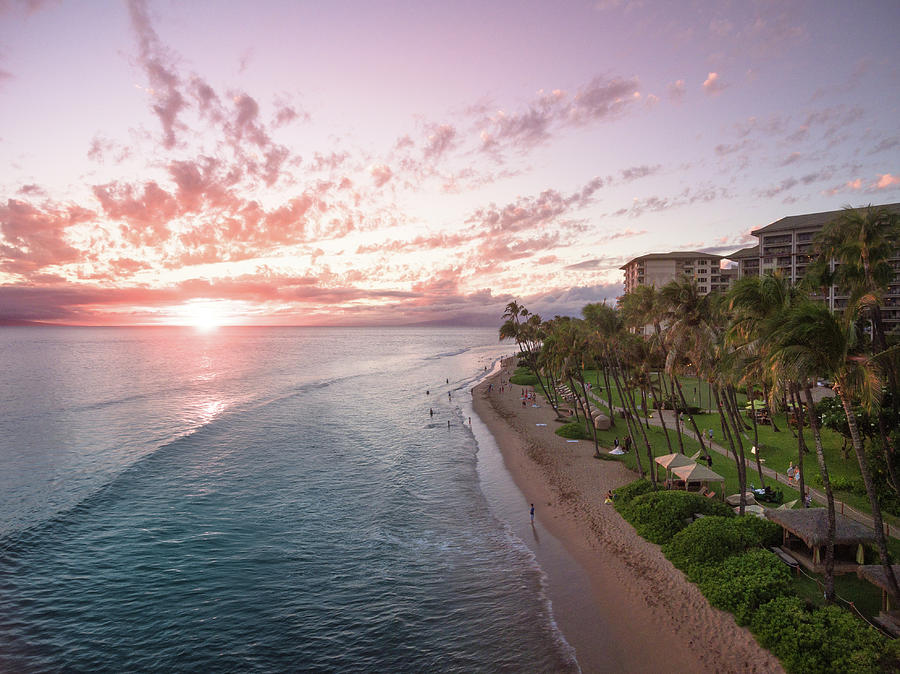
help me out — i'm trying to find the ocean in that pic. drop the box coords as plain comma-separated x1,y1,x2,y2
0,327,579,672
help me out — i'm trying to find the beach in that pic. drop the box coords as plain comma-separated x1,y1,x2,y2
472,358,784,673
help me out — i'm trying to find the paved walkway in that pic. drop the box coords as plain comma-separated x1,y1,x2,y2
584,394,898,541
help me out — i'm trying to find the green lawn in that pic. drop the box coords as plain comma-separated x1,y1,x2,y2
792,571,883,621
530,366,899,535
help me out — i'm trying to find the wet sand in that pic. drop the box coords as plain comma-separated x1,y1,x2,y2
472,358,783,674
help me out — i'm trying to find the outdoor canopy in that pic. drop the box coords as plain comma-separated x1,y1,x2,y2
671,463,726,483
654,453,696,470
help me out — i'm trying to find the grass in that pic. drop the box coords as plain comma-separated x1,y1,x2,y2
529,366,900,538
791,572,883,621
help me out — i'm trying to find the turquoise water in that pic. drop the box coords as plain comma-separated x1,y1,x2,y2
0,327,578,672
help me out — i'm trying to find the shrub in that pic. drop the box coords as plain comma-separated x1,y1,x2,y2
663,515,781,580
555,421,592,440
612,479,654,506
808,472,865,496
618,490,732,544
698,549,792,624
750,596,886,674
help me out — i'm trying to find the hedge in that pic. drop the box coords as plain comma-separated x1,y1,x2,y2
613,479,654,505
617,490,732,544
663,515,781,581
750,596,887,674
698,549,792,625
555,421,593,440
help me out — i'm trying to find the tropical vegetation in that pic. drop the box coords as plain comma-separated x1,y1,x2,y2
498,204,900,628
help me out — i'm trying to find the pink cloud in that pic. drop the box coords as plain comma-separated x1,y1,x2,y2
668,79,686,101
369,164,393,187
128,0,187,149
423,123,457,160
702,72,727,95
0,199,91,276
875,173,900,189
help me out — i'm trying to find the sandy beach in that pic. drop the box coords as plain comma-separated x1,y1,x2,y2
472,358,784,674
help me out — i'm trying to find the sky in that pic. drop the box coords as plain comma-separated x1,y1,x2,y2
1,0,899,327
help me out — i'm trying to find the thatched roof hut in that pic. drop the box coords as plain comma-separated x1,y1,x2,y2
856,564,900,621
764,508,877,572
763,508,876,548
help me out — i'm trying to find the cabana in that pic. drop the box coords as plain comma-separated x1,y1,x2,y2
856,565,900,636
670,463,725,498
655,453,695,487
590,410,611,430
764,508,876,574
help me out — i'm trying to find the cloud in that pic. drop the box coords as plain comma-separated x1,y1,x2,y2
128,0,187,149
869,137,899,155
702,72,727,95
423,123,457,160
620,165,661,181
369,164,393,187
668,79,686,101
823,173,900,196
0,199,91,276
875,173,900,189
714,140,749,156
16,184,46,196
477,75,640,157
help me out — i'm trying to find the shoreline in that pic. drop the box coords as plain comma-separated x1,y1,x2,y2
471,358,783,673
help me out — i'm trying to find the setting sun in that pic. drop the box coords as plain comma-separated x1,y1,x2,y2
173,300,230,331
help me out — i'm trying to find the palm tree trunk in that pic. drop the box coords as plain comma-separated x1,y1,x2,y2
615,354,656,482
672,374,709,458
762,381,782,433
790,384,807,501
652,380,674,455
669,377,687,454
611,363,643,478
836,386,900,603
601,359,615,428
575,371,602,460
713,385,745,513
802,386,836,601
724,385,749,511
747,383,765,485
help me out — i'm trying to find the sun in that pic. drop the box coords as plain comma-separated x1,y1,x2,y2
175,300,228,331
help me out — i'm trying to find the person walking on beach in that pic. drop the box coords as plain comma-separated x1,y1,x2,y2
429,408,433,417
530,504,535,523
448,391,452,401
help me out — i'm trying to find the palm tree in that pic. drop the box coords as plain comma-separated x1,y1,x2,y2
500,302,559,415
813,204,899,355
771,299,900,603
812,204,900,496
659,278,713,459
727,273,803,486
582,302,621,427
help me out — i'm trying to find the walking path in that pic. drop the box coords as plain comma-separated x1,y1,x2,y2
583,394,899,542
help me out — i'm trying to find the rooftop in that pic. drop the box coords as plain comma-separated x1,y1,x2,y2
620,251,722,270
751,203,900,236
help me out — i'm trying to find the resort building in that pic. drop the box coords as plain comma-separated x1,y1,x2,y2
618,203,899,333
620,251,736,295
729,203,900,332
